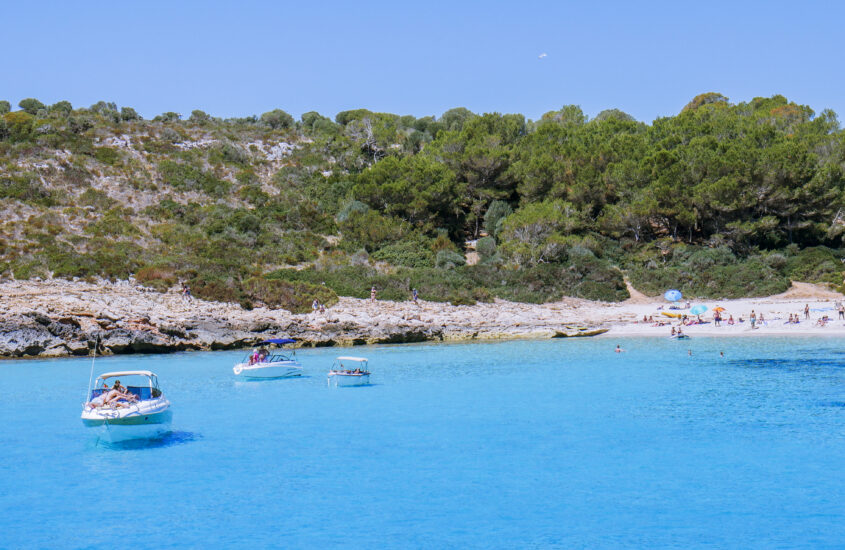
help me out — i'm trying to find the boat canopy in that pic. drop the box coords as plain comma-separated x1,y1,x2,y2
336,356,368,362
96,371,157,379
262,338,296,345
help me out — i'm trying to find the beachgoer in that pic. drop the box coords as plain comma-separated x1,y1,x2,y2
688,349,692,356
750,310,757,329
182,283,192,302
728,315,735,325
615,344,624,353
249,348,259,365
804,304,810,320
370,286,377,302
685,300,691,310
412,288,419,304
719,351,724,358
839,304,844,320
312,299,319,313
671,327,676,336
714,310,721,327
258,348,268,363
319,302,325,314
758,313,766,326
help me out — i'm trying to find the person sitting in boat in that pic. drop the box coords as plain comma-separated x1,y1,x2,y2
249,348,259,365
258,348,268,362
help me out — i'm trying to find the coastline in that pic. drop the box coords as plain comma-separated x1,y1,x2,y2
1,279,843,358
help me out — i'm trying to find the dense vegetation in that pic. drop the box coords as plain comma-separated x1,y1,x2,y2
1,93,844,309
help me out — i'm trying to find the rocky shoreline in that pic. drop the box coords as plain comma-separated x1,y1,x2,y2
0,280,617,358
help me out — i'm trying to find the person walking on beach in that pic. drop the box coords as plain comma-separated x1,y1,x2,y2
750,310,757,329
838,303,844,320
804,304,810,320
312,299,320,313
181,282,192,302
714,310,721,327
370,286,377,302
412,288,418,305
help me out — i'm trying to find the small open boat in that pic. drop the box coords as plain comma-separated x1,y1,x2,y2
233,338,303,379
81,371,172,443
328,356,370,387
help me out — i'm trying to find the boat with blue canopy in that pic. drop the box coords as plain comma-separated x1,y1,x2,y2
233,338,302,379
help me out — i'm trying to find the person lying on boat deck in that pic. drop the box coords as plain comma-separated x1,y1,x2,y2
102,381,138,406
87,382,111,408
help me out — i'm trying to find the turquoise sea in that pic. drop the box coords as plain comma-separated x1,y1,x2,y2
1,336,844,549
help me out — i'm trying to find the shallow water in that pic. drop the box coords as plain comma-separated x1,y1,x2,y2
1,337,844,548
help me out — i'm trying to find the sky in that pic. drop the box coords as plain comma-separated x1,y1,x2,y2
3,0,845,124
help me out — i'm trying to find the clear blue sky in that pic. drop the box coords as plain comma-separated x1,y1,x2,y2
4,0,845,124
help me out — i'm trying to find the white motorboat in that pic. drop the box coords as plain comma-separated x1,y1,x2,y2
328,356,371,387
233,338,302,379
81,371,172,443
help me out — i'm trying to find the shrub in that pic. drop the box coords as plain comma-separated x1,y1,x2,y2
0,174,55,205
0,100,10,114
93,147,120,166
242,277,338,313
158,160,231,196
18,98,45,115
78,188,117,210
120,107,141,121
372,235,436,268
135,265,178,291
261,109,294,130
435,249,466,269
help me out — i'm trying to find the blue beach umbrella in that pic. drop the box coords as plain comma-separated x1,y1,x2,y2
664,289,682,302
690,305,708,316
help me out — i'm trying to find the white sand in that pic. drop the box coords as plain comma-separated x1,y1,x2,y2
598,282,845,338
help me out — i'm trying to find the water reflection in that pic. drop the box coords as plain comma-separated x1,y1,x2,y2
96,430,201,451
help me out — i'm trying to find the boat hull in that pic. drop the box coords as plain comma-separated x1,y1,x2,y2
233,361,302,379
328,373,370,387
82,399,172,443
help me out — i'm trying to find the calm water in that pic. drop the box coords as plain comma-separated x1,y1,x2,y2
1,337,844,549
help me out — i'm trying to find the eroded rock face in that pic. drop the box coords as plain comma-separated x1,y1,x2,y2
0,280,602,359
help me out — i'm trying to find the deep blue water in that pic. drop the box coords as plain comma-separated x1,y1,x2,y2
1,337,844,549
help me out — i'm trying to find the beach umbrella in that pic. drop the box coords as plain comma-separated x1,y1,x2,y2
690,305,708,316
713,306,726,313
664,289,682,302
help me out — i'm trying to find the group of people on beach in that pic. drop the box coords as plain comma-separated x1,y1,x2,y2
87,380,138,409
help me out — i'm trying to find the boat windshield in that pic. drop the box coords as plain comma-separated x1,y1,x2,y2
242,351,294,364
